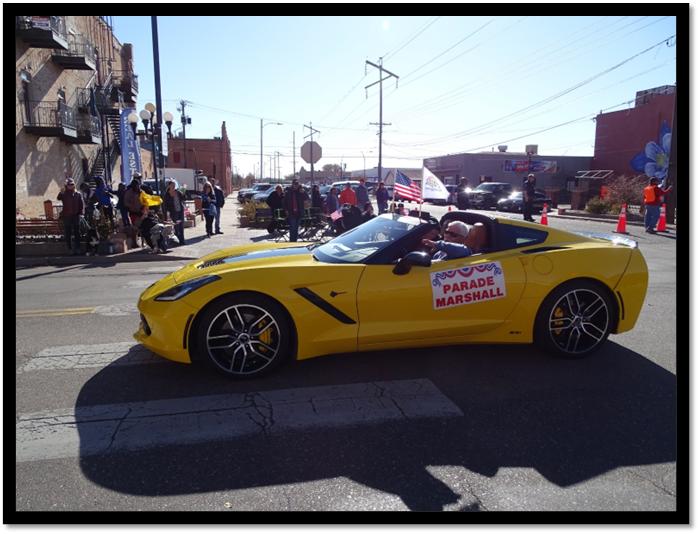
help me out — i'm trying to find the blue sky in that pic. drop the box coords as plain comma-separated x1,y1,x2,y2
110,15,677,180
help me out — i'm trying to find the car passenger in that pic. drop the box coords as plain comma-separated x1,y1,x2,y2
464,222,487,254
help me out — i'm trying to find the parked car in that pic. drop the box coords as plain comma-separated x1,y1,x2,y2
250,188,278,203
497,191,552,213
135,210,649,379
431,185,458,206
468,182,513,210
238,183,273,202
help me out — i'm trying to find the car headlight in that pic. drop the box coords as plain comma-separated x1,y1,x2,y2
154,275,221,302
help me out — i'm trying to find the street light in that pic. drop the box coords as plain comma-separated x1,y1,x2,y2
163,111,174,138
131,102,173,194
261,119,282,181
361,150,373,180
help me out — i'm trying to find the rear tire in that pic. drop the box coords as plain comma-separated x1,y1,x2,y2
534,280,614,359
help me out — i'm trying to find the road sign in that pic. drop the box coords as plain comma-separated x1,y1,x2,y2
300,141,322,164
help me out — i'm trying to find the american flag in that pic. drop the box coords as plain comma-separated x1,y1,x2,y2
330,210,343,221
394,171,422,202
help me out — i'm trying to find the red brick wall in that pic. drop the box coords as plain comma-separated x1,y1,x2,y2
591,93,674,177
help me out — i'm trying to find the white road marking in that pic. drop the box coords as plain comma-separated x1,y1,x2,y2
16,379,463,463
18,342,165,373
123,280,158,289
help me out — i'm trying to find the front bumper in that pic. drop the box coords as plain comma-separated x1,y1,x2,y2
134,296,199,364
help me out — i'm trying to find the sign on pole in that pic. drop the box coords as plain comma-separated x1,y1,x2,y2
300,141,322,164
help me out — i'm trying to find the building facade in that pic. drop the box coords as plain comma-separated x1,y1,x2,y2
423,149,593,191
166,122,232,194
16,16,138,217
591,86,675,179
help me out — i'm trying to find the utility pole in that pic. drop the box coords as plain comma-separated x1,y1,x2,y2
177,100,191,168
366,58,399,185
303,123,320,186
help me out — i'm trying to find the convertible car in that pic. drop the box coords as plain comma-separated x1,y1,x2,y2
135,211,648,379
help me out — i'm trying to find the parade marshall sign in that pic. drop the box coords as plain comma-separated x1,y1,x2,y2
430,262,506,310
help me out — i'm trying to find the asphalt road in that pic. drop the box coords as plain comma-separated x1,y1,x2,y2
14,212,680,516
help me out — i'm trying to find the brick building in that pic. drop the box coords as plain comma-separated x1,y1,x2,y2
591,86,675,177
15,16,139,217
166,122,232,194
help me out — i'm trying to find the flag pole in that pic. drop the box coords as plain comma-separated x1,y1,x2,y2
419,168,424,221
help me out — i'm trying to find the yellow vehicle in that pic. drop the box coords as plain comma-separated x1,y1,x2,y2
135,211,648,379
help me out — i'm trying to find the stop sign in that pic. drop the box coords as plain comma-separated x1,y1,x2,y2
300,141,322,164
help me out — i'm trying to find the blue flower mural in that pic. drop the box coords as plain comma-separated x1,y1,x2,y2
630,120,672,180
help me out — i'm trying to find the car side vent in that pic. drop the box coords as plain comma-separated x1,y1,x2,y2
521,246,570,254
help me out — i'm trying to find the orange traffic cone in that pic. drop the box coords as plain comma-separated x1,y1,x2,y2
614,204,629,234
656,203,667,232
541,203,548,226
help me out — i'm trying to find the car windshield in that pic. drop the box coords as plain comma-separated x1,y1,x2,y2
475,183,504,192
313,213,425,264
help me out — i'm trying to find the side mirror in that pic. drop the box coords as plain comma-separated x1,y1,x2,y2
393,251,432,275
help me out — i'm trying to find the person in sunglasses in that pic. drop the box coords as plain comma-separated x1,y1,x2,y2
422,220,473,261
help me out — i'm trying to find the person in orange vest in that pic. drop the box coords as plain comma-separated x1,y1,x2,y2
643,177,672,233
339,182,357,206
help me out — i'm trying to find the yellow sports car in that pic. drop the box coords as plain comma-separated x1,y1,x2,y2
135,211,648,379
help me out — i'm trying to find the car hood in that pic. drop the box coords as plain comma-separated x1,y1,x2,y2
172,243,313,284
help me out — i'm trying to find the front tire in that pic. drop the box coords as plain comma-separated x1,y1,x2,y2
534,281,614,359
197,293,292,379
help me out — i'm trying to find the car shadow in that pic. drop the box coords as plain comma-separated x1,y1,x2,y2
74,342,676,511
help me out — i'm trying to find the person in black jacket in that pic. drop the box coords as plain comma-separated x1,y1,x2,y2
266,185,284,234
456,177,470,210
282,179,309,242
163,180,186,245
522,173,536,222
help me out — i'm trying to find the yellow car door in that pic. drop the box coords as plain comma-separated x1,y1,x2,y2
356,251,526,347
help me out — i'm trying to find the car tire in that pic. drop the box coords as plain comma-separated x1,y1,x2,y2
534,280,614,359
197,293,292,379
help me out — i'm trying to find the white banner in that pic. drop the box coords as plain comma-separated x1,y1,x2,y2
422,167,449,200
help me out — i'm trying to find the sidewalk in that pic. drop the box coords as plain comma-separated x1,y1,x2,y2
15,195,272,267
15,199,675,268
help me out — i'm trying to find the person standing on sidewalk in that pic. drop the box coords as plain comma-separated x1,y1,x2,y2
163,179,187,245
522,173,536,222
283,179,309,242
124,175,145,226
355,179,371,211
643,177,672,233
201,182,217,238
375,182,389,214
57,178,84,256
212,179,226,235
339,182,356,206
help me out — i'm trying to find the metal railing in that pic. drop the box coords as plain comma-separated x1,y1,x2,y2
52,33,96,62
16,15,67,37
112,70,139,93
18,100,76,131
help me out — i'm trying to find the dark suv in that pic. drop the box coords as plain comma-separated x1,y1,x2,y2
468,182,513,210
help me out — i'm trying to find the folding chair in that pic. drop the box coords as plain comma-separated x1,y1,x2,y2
300,207,323,241
273,209,289,242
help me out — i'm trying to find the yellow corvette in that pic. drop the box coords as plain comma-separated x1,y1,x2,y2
135,211,648,379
